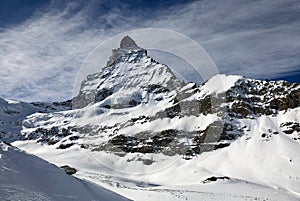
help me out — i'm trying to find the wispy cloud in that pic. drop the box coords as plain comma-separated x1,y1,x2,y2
0,0,135,101
150,0,300,78
0,0,299,101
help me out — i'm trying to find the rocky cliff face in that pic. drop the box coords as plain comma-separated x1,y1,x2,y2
12,36,300,161
0,98,71,143
73,36,183,109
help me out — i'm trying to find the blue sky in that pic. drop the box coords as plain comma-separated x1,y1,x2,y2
0,0,299,101
0,0,49,28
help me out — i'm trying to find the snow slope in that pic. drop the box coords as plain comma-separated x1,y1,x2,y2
0,141,131,201
13,110,300,201
13,90,300,200
12,108,300,200
200,74,243,95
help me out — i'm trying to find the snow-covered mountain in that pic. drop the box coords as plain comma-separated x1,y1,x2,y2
0,97,71,142
1,36,300,200
18,36,300,158
73,35,183,109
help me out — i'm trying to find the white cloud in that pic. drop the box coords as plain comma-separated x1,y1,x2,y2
0,1,127,101
149,0,300,78
0,0,299,101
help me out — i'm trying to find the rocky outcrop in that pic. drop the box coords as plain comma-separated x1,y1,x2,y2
120,35,138,48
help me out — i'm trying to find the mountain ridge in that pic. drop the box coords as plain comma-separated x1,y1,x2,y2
1,36,299,155
16,41,300,157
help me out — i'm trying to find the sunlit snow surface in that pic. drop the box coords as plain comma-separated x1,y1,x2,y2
13,107,300,200
0,142,130,201
5,71,298,200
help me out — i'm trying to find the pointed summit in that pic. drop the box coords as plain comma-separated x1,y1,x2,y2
105,35,145,67
120,35,138,48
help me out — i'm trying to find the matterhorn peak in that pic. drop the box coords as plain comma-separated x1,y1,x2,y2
105,35,146,67
120,35,138,48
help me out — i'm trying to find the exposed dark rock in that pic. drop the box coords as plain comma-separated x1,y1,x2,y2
142,159,154,165
47,138,59,145
144,84,169,94
165,104,181,118
202,176,230,184
214,143,230,149
199,96,212,114
60,165,77,175
280,122,300,135
226,80,300,118
52,100,72,109
131,145,156,154
69,136,80,141
107,135,138,152
58,143,74,149
283,130,294,134
120,35,138,48
95,88,114,102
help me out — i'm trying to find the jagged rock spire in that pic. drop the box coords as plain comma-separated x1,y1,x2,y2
120,35,138,48
105,35,144,67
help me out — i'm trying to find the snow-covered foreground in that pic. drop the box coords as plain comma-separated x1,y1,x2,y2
12,141,299,201
0,142,130,201
13,108,300,201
